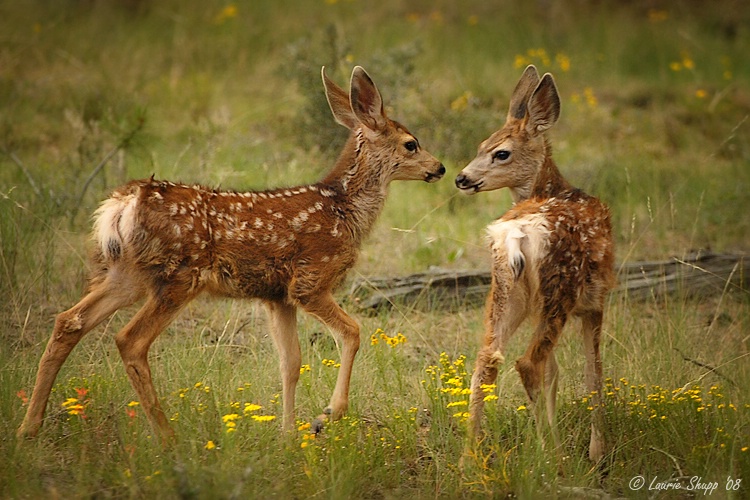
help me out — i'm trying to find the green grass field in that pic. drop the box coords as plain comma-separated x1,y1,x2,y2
1,1,749,498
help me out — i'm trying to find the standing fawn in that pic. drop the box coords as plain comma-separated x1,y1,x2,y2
455,65,615,463
17,66,445,441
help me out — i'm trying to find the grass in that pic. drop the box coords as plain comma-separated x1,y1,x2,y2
1,0,749,498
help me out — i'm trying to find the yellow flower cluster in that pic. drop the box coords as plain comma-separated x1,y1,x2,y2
450,91,474,112
669,53,695,72
213,4,237,24
62,397,86,416
481,383,498,402
300,432,316,449
218,402,275,434
423,352,472,421
513,48,571,73
571,87,598,109
222,413,240,433
370,328,407,347
322,358,341,368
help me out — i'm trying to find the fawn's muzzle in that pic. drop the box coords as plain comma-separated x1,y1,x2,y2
425,163,446,183
455,173,482,193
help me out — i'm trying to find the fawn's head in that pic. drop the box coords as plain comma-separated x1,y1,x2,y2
322,66,445,185
455,65,560,200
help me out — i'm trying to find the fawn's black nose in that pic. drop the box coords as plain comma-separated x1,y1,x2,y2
437,164,446,176
455,173,468,188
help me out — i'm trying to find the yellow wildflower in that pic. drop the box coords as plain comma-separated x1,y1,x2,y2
243,403,262,414
205,440,216,450
251,415,276,422
556,53,571,72
214,4,238,24
447,401,468,408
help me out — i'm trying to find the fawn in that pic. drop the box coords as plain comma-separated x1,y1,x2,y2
455,65,615,463
17,66,445,441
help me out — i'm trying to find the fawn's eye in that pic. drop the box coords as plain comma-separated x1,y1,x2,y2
404,140,418,152
493,150,511,161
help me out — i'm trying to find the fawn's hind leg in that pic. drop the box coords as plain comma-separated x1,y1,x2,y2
115,288,196,443
582,310,606,463
467,275,528,440
515,315,566,461
18,270,143,438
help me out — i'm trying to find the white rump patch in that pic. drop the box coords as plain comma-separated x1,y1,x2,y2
92,192,138,260
486,214,550,280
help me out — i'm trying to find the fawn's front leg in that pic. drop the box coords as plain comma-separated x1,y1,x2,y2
265,301,301,433
299,293,359,431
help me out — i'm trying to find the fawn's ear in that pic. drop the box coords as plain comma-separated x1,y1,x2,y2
525,73,560,135
349,66,387,132
507,65,541,122
322,67,358,130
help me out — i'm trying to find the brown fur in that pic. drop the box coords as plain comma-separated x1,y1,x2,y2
17,66,445,441
456,65,615,463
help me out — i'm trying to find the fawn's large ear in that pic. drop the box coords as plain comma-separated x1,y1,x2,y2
349,66,387,132
322,66,358,130
525,73,560,135
507,65,541,122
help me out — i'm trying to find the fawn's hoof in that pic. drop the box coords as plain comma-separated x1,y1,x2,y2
311,407,333,434
16,423,40,440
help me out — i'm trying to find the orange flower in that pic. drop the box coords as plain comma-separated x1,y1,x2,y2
16,389,29,406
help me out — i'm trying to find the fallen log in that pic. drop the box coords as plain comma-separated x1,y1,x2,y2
349,251,747,312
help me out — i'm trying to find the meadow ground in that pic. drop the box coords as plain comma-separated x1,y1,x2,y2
1,1,749,498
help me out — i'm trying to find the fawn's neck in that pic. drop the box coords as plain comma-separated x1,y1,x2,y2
321,130,389,242
512,139,573,203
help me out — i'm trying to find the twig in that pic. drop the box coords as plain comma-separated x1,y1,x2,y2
713,114,747,155
649,446,684,478
72,116,145,221
673,256,745,294
673,347,737,387
6,150,42,198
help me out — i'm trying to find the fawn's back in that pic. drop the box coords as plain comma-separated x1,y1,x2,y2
94,178,362,303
